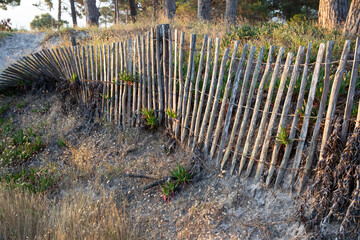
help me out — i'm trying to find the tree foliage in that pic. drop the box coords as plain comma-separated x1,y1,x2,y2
0,0,20,10
30,13,68,30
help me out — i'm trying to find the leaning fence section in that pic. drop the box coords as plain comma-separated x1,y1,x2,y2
1,24,360,193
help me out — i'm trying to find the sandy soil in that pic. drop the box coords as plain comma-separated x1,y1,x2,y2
0,32,60,72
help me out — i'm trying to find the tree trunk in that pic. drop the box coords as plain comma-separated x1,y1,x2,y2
114,0,119,24
163,0,176,19
129,0,137,23
57,0,62,29
84,0,100,26
198,0,211,21
225,0,238,25
154,0,159,21
70,0,77,27
343,0,360,37
318,0,349,29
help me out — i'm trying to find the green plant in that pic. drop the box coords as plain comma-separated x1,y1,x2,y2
165,108,178,121
117,71,136,85
169,163,192,186
58,137,67,147
141,108,158,129
161,180,175,203
69,73,79,84
101,90,111,100
275,126,293,146
0,103,10,114
16,101,24,109
1,167,57,194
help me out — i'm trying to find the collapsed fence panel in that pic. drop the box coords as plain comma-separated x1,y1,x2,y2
1,25,360,194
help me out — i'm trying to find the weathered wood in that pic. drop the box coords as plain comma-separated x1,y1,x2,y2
174,32,185,138
136,35,143,127
114,42,119,123
150,29,157,111
156,26,165,124
297,41,334,192
254,52,294,183
234,46,275,174
291,43,326,184
132,38,137,127
147,32,152,110
225,46,265,172
341,37,360,141
274,43,312,189
110,43,115,121
319,40,351,167
188,35,208,146
127,39,133,126
204,48,230,156
180,34,197,143
198,38,220,144
266,46,305,186
142,35,147,111
173,29,178,118
107,45,112,121
162,25,169,124
192,37,213,150
245,47,285,178
168,28,173,129
210,40,240,160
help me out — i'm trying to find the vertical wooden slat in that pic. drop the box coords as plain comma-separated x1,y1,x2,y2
254,52,294,183
341,37,360,142
244,47,285,178
142,35,147,111
168,28,173,129
110,43,115,122
188,35,208,144
156,27,165,124
107,45,112,121
162,25,169,124
274,43,312,189
151,29,157,111
291,43,326,184
114,42,119,123
266,46,305,186
173,29,178,115
147,32,152,110
198,38,220,144
180,34,197,143
137,35,143,127
127,39,133,126
174,32,185,138
223,45,264,172
319,40,351,171
95,45,98,80
119,41,125,126
233,46,274,174
132,38,137,127
192,37,213,150
203,48,230,156
297,41,334,192
209,40,240,160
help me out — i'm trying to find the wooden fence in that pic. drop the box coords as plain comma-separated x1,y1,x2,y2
1,24,360,193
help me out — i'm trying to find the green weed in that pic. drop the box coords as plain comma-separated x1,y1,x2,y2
58,137,67,147
275,126,293,146
32,102,51,114
141,108,158,129
169,163,192,186
165,108,178,121
0,103,10,114
1,167,57,194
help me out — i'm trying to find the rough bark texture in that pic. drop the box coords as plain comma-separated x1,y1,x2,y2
114,0,119,24
343,0,360,37
163,0,176,19
225,0,238,24
70,0,77,27
318,0,349,29
57,0,62,29
198,0,211,21
129,0,137,23
84,0,100,26
154,0,159,21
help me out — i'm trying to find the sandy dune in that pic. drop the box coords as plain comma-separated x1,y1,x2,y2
0,32,47,73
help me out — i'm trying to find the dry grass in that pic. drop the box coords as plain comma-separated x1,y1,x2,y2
0,185,139,240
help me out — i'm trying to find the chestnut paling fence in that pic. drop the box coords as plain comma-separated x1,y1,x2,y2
1,24,360,193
